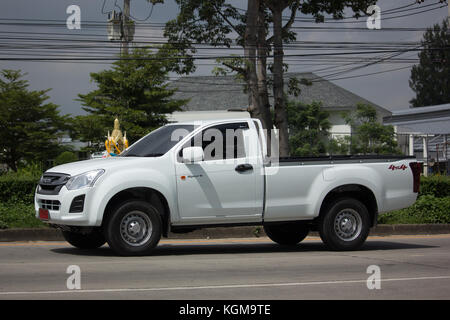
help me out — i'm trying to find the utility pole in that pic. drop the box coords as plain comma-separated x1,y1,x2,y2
122,0,131,56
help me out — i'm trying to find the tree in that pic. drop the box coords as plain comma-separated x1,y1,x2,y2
0,70,67,171
328,136,352,155
54,151,78,166
287,100,331,156
164,0,377,156
74,46,187,152
343,104,399,155
409,19,450,108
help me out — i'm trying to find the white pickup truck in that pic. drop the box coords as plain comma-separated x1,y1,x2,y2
35,118,421,255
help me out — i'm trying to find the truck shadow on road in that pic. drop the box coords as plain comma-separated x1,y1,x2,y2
51,240,437,257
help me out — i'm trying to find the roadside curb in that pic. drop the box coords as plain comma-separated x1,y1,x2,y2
1,224,450,242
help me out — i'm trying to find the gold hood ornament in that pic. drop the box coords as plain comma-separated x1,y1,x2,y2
105,118,129,156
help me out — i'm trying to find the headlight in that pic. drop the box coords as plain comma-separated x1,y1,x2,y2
65,169,105,191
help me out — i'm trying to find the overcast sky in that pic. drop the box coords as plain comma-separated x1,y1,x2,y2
0,0,448,116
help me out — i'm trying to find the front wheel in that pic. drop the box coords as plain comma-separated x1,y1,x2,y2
264,222,309,245
319,198,370,251
104,200,162,256
62,228,106,249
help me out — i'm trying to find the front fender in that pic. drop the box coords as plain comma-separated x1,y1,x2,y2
86,168,177,226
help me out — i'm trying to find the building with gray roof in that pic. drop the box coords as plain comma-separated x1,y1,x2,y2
384,103,450,175
169,72,390,115
167,72,391,137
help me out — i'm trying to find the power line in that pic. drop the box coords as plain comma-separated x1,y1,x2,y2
0,2,445,94
171,64,416,93
1,47,446,61
286,1,445,24
312,65,414,82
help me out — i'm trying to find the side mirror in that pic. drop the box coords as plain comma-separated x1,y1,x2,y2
182,146,204,163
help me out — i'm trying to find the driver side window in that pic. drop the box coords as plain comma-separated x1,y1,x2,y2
178,122,249,161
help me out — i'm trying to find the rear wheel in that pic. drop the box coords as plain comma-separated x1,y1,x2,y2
104,200,162,256
264,222,309,246
62,228,106,249
319,198,370,251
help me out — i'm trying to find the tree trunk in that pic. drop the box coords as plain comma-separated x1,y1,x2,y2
244,0,263,126
271,3,290,157
256,4,273,155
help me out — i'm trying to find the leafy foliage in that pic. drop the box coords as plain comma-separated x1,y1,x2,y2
378,195,450,225
343,104,399,155
0,201,45,229
73,46,187,152
14,162,44,178
327,136,352,155
0,69,68,171
54,151,78,166
287,101,331,156
0,173,39,204
378,175,450,225
164,0,378,156
164,0,377,55
409,19,450,108
419,175,450,198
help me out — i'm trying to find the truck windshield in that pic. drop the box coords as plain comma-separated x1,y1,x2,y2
120,124,195,157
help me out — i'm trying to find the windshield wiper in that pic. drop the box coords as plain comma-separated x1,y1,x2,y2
120,152,163,157
144,153,164,157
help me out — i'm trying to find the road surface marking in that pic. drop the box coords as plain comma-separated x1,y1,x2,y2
1,275,450,296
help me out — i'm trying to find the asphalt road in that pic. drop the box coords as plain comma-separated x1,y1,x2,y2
0,235,450,300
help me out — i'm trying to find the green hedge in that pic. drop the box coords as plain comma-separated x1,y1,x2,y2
419,175,450,198
0,172,41,229
0,175,39,204
0,172,449,228
378,195,450,224
0,201,45,229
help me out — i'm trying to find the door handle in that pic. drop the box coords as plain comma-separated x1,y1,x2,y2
235,164,253,173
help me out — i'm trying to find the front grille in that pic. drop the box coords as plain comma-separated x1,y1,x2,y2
38,172,70,195
39,199,61,211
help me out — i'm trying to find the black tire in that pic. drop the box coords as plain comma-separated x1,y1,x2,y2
319,198,370,251
104,200,162,256
62,228,106,249
264,222,309,246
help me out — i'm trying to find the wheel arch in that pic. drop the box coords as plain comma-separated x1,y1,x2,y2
318,184,378,228
102,187,171,237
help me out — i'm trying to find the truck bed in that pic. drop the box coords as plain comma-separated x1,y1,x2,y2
277,155,416,165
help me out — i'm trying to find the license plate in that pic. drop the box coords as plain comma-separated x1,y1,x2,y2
39,208,49,220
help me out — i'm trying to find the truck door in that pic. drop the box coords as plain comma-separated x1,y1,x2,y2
174,121,264,224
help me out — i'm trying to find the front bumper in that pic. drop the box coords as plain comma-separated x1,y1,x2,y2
34,186,95,226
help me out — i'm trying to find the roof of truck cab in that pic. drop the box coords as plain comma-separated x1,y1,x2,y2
167,118,253,126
